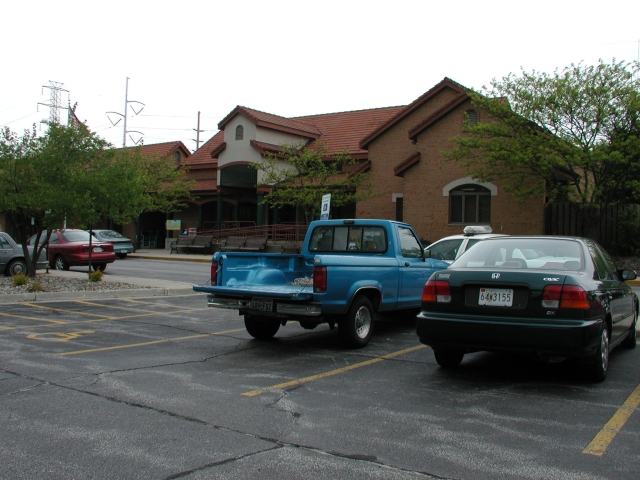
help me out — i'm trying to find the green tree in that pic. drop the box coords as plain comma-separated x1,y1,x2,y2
445,59,640,238
255,142,373,224
0,122,194,276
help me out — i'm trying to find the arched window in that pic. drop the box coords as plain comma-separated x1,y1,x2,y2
235,125,244,141
464,109,478,126
449,184,491,224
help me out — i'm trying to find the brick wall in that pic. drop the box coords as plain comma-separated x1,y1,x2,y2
358,89,544,243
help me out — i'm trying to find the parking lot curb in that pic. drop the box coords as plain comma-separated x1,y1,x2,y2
0,287,197,304
131,254,211,263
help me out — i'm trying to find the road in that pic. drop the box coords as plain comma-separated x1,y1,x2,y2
69,257,212,285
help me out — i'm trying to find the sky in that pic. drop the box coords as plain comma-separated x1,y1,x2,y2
1,0,639,152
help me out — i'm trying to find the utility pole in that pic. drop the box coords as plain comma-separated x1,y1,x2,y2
106,77,146,147
192,111,204,151
38,81,69,125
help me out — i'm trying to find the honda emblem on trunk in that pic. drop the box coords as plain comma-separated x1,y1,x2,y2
492,273,500,279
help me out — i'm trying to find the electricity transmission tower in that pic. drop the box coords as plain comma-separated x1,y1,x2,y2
107,77,145,147
38,81,69,125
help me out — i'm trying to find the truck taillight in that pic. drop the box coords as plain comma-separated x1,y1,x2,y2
542,284,589,309
313,266,327,293
422,279,451,303
210,261,218,286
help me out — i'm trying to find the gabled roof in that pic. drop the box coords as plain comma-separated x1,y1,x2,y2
193,105,405,164
219,106,322,138
295,106,405,159
408,93,469,141
121,140,191,159
185,131,223,167
359,78,468,149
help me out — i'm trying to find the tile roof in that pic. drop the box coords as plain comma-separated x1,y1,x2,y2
219,106,322,137
120,141,191,159
189,105,406,165
295,106,406,158
185,131,223,166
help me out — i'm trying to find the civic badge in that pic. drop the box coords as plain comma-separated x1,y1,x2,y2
492,273,500,279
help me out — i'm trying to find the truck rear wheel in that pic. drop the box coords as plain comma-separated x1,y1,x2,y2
339,296,375,348
244,315,280,339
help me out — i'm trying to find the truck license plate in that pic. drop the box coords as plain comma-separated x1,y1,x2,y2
479,288,513,307
250,299,273,312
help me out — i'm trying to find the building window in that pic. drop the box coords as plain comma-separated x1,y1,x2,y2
173,151,181,162
235,125,244,140
465,109,478,126
449,184,490,224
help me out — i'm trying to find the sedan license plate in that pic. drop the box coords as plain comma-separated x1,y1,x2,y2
92,246,103,252
479,288,513,307
250,299,273,312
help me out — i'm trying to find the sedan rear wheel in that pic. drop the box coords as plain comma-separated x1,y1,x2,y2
588,327,609,382
434,349,465,368
93,263,107,272
53,255,69,271
6,259,27,277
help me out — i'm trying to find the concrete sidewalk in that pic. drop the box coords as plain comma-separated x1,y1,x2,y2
128,248,212,263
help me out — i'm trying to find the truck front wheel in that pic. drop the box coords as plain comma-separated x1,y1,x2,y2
244,315,280,339
340,296,375,348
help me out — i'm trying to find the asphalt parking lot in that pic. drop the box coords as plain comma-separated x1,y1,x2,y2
1,293,639,479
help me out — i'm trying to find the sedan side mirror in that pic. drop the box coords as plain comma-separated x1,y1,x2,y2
621,269,638,281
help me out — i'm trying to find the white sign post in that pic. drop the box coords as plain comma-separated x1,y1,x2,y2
320,194,331,220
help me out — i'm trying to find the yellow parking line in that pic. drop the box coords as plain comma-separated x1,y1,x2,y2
57,328,246,355
24,303,116,319
0,312,68,325
583,384,640,456
122,298,205,310
241,344,427,397
74,300,168,315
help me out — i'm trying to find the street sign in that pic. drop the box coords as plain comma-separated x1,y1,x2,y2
321,194,331,220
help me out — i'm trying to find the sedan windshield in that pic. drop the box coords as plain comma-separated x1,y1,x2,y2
98,230,125,239
450,238,584,270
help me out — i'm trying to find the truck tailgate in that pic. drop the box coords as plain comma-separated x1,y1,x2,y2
193,284,312,300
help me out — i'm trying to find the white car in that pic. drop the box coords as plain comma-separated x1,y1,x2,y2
424,226,506,263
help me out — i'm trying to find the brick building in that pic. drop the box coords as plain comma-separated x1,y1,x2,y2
141,78,545,244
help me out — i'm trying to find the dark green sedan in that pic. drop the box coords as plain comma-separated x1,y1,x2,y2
416,236,638,381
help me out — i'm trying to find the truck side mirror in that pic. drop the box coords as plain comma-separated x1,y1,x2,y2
423,248,432,259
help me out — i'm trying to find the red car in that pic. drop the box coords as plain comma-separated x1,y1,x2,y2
28,229,116,271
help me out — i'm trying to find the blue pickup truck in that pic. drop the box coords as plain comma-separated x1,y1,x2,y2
193,219,449,348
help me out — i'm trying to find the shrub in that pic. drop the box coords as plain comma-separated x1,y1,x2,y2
89,269,104,282
28,281,44,292
12,273,28,286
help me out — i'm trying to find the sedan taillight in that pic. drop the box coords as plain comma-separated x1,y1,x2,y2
422,279,451,303
542,285,589,309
